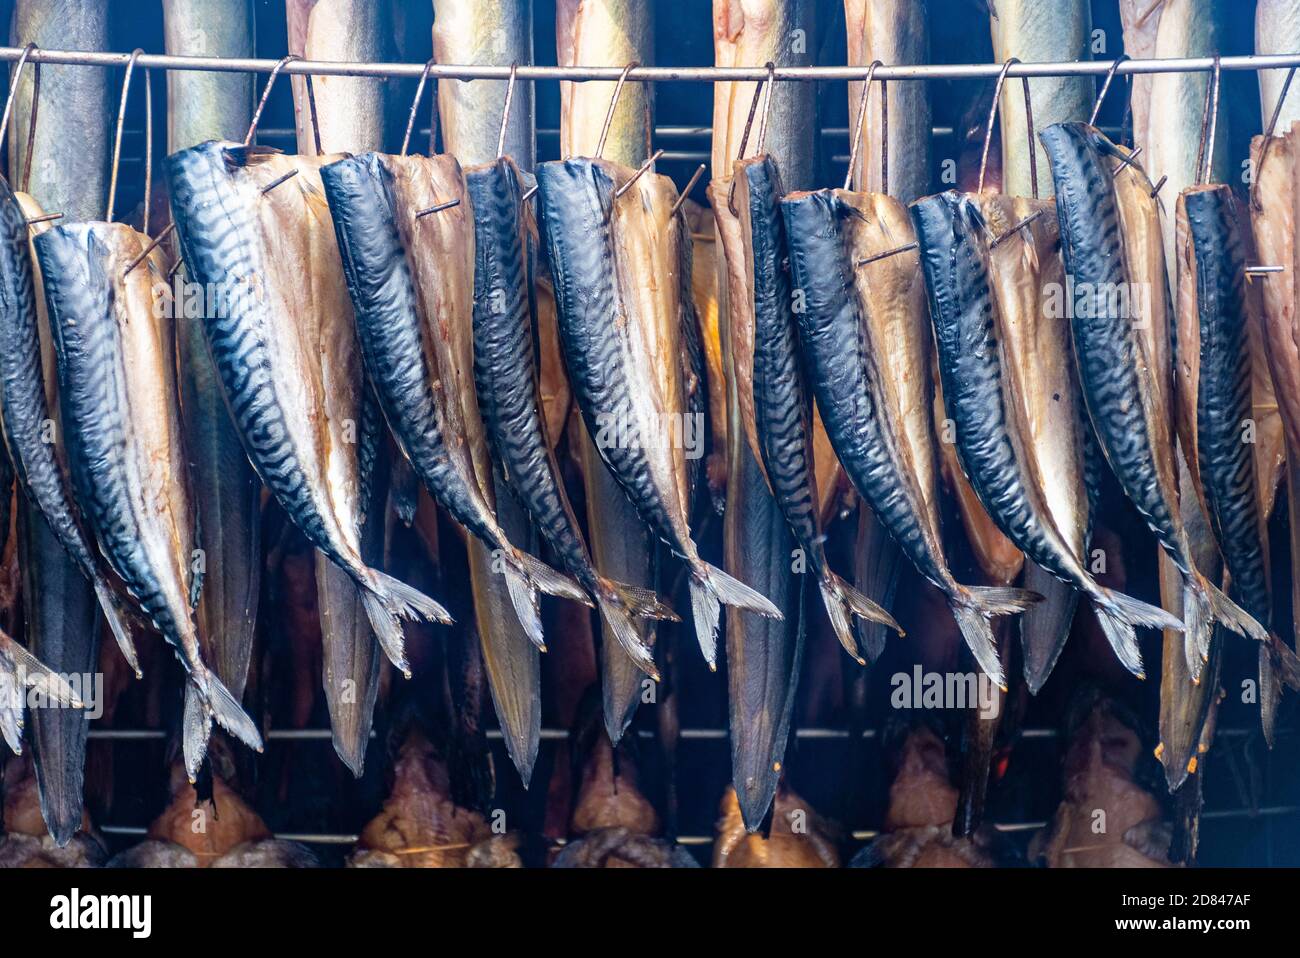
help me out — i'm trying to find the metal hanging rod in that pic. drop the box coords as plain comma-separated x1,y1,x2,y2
3,46,1300,82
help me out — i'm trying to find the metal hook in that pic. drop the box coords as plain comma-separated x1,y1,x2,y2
735,69,768,163
1251,64,1297,211
989,207,1044,248
1021,69,1038,199
246,55,321,154
668,163,707,219
844,60,882,191
880,76,889,196
1089,54,1130,126
107,49,149,226
614,148,664,199
1195,55,1222,186
2,43,41,193
856,241,918,267
978,58,1019,195
755,62,777,157
415,197,461,218
497,62,518,160
401,58,437,158
123,221,174,276
261,168,299,195
595,61,637,161
246,55,295,146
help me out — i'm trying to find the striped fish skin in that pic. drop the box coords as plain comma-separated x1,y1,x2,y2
781,188,1037,688
320,150,581,654
1181,187,1271,632
1041,122,1267,667
165,141,450,677
739,156,899,661
465,156,674,678
913,191,1180,678
35,222,261,768
0,179,139,674
537,157,782,666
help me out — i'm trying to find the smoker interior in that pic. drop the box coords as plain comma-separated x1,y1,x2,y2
4,0,1297,868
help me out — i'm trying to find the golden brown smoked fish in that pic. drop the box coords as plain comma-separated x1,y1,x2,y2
1041,122,1266,676
165,144,452,681
912,191,1180,680
538,157,782,667
976,194,1099,689
782,188,1039,688
36,222,263,775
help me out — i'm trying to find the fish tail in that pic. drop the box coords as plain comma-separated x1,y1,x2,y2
0,632,84,752
194,667,262,756
818,569,902,666
94,578,141,679
502,558,548,652
1091,588,1184,679
359,587,414,677
593,589,661,682
357,568,453,678
373,568,454,625
687,575,721,669
697,560,784,619
181,680,213,782
952,586,1040,691
1183,580,1210,683
1261,645,1279,747
0,632,83,709
518,551,590,605
686,561,784,670
1198,574,1269,642
600,577,679,622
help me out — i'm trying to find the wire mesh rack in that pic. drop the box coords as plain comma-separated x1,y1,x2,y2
4,33,1299,866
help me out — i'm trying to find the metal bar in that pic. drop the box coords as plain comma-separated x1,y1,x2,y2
97,803,1300,848
2,47,1300,82
83,724,1285,742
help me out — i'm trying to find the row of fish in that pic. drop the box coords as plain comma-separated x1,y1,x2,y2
1,0,1297,857
1,117,1281,829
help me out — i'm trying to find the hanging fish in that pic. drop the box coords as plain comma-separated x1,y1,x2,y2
781,188,1039,688
912,190,1181,679
537,156,783,666
974,193,1099,690
728,154,900,661
465,156,677,677
1175,185,1275,733
165,143,451,677
35,222,263,775
0,178,138,671
319,151,586,657
1040,122,1266,675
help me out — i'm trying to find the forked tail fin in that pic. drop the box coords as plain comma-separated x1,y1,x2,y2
359,567,454,677
819,568,902,666
952,586,1041,691
687,560,783,669
1092,587,1184,680
1182,572,1268,682
196,668,262,758
595,590,660,681
0,632,84,753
